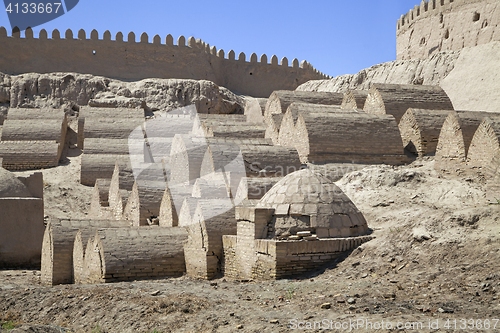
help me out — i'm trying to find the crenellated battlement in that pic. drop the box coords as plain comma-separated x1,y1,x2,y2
396,0,499,60
397,0,482,32
0,26,329,96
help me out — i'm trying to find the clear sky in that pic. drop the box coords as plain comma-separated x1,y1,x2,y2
0,0,422,78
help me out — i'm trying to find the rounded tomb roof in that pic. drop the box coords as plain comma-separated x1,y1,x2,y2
257,168,368,238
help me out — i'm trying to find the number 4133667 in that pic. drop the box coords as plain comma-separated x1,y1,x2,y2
6,3,62,14
444,319,499,330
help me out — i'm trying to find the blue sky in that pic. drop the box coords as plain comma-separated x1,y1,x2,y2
1,0,421,78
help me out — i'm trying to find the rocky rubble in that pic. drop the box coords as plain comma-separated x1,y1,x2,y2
296,50,460,93
2,72,245,115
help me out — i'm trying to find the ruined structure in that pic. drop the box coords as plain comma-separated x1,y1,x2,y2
223,169,372,280
398,108,451,156
435,111,500,173
0,166,44,268
277,102,349,148
363,83,455,123
85,227,187,283
397,0,500,60
0,27,329,98
292,112,408,164
264,91,343,123
466,117,500,178
41,219,129,286
341,90,369,110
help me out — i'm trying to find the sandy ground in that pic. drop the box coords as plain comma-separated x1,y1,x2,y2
1,157,500,333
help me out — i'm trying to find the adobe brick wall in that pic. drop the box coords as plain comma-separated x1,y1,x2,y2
80,154,141,187
86,226,187,283
41,219,129,286
341,90,368,110
434,111,500,173
466,117,500,178
0,140,59,170
277,102,352,148
363,83,454,124
398,108,451,156
0,197,44,269
234,177,282,203
264,114,284,145
294,112,408,164
78,106,144,149
264,91,344,124
89,179,113,220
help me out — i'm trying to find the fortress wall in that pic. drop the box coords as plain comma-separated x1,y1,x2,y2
0,28,328,98
398,108,451,156
397,0,500,60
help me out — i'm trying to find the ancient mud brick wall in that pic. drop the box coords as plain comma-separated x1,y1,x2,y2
398,108,451,156
363,83,454,124
41,219,129,286
434,111,500,173
83,138,131,155
0,140,59,170
0,197,44,269
0,28,328,98
203,122,267,139
397,0,500,60
6,108,66,120
270,237,373,279
264,91,344,124
184,200,236,279
80,154,134,187
466,118,500,178
89,179,113,220
277,103,351,148
86,227,187,283
78,106,144,149
244,98,266,123
341,90,368,110
264,114,284,145
293,112,407,164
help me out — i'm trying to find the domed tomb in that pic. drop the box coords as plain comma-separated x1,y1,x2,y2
0,166,31,198
257,168,368,238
